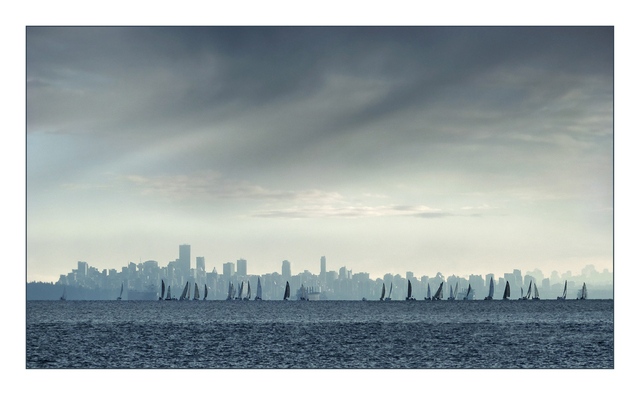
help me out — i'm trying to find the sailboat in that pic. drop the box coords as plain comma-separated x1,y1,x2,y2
179,282,189,301
521,281,532,301
425,283,431,300
159,280,165,301
231,283,236,300
299,285,308,301
165,285,172,300
519,287,524,300
502,281,510,300
485,277,494,300
557,280,567,300
449,282,459,301
194,283,200,300
380,283,386,301
227,281,233,300
203,284,208,300
255,278,263,300
385,283,393,301
283,281,290,300
237,282,244,300
187,282,191,300
406,280,415,301
433,282,444,300
244,282,252,301
580,283,587,300
464,284,473,300
532,283,540,300
117,283,123,300
60,286,67,301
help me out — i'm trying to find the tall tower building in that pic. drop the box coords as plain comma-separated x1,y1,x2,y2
179,244,191,276
223,262,235,279
282,260,291,279
237,259,247,276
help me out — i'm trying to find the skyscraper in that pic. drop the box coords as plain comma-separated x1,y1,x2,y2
282,260,291,279
237,259,247,276
223,262,235,279
179,244,191,275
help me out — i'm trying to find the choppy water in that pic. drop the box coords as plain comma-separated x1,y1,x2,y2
26,299,613,369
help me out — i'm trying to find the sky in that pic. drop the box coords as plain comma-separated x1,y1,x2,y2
26,26,613,283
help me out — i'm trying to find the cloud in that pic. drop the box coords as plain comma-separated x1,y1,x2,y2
120,172,344,204
250,204,447,219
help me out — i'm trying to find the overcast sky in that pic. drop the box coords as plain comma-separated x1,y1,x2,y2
26,26,613,282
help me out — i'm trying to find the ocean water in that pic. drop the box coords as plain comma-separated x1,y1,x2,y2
26,299,613,369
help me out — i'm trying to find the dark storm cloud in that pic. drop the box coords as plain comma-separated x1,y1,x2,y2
27,27,613,188
27,27,612,134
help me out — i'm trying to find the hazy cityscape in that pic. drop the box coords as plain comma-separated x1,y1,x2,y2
26,243,613,301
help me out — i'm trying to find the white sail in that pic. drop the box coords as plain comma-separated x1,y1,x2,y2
380,283,386,301
166,286,171,300
187,282,191,300
533,283,539,299
117,283,123,300
449,285,454,299
238,282,244,300
256,277,263,300
61,287,67,301
389,283,393,298
581,283,587,299
562,280,567,299
160,280,165,300
524,281,532,299
246,282,252,300
454,282,459,299
194,283,200,300
203,284,208,300
427,283,431,299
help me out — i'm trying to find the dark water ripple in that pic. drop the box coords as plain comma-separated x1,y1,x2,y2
26,300,613,369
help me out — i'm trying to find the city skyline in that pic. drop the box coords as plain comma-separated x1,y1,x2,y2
27,27,613,283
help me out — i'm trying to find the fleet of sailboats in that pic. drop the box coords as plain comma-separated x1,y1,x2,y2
109,277,592,302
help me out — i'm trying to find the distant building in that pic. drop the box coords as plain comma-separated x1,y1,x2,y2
179,244,191,275
78,261,88,277
237,259,247,276
282,260,291,279
223,262,235,279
